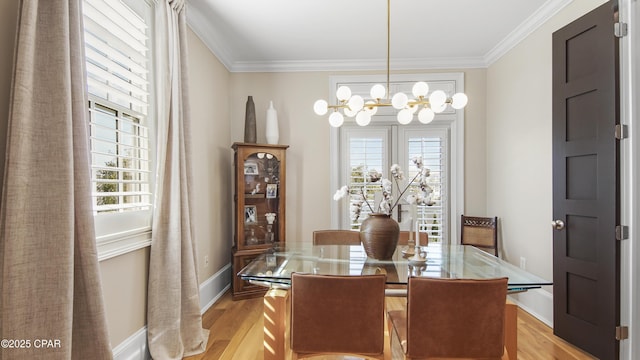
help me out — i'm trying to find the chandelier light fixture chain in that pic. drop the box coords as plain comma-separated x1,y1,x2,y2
313,0,468,127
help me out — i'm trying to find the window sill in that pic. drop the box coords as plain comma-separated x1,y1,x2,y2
97,228,152,262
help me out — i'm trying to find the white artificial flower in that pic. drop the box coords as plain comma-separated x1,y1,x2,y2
381,178,392,192
390,164,404,180
412,155,423,168
406,194,417,205
367,169,382,183
333,185,349,201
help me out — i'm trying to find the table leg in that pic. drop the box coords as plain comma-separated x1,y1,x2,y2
264,289,288,360
504,303,518,360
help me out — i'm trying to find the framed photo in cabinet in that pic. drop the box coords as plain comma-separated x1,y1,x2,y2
266,184,278,199
244,205,257,224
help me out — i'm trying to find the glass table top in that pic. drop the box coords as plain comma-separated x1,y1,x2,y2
238,243,552,292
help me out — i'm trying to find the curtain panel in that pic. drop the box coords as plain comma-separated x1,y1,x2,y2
146,0,209,358
0,0,111,359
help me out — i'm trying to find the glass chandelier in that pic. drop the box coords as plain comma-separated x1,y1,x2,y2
313,0,468,128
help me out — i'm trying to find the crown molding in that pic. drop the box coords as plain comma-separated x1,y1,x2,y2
186,0,573,73
484,0,574,66
186,2,234,71
229,57,487,73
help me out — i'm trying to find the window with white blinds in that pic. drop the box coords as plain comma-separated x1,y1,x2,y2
84,0,150,115
89,102,151,214
339,126,449,243
340,128,390,229
404,131,448,243
83,0,154,253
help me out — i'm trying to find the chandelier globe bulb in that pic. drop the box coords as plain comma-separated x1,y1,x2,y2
364,101,378,115
418,108,435,124
344,107,358,118
313,99,328,115
336,86,352,101
370,84,386,100
428,90,447,108
348,95,365,112
432,102,447,114
356,111,372,126
451,93,469,109
328,111,344,127
397,108,413,124
391,92,409,110
412,82,429,98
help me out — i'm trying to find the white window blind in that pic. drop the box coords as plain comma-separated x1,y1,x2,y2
84,0,152,216
340,128,390,229
83,0,155,256
84,0,149,115
406,134,447,243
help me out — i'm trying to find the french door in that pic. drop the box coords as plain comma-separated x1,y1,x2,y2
337,124,451,244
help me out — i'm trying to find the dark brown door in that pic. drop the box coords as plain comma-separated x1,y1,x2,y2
552,2,620,359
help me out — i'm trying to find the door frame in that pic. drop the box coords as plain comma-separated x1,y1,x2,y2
619,0,638,358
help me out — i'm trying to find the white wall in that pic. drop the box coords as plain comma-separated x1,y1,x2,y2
186,29,232,282
229,69,488,243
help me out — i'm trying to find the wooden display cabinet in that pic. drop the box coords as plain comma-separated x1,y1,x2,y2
231,142,288,300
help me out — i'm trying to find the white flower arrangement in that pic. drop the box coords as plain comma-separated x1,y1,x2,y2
334,155,435,222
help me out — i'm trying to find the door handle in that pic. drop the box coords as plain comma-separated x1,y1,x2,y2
552,219,565,230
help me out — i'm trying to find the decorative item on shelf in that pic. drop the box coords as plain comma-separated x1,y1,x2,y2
408,220,427,264
312,0,468,127
246,228,259,246
266,183,277,198
265,100,279,144
265,213,277,243
334,155,434,260
244,96,257,143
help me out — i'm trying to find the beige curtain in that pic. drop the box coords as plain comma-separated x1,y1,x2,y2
0,1,111,359
146,0,208,358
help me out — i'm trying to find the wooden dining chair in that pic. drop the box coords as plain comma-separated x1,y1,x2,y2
313,229,427,247
397,230,428,246
290,273,390,359
461,215,499,256
387,277,510,360
312,229,361,245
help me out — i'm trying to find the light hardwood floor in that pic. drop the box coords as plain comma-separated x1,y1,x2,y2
185,290,596,360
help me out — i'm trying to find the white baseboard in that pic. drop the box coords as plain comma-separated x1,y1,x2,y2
199,263,232,313
508,288,554,327
112,326,149,360
112,263,232,360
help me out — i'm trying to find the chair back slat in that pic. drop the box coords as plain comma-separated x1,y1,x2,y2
313,230,361,245
461,215,498,256
313,229,427,247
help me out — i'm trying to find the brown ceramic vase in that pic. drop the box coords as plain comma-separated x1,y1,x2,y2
359,213,400,260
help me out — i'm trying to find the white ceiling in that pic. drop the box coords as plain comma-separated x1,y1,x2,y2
186,0,573,72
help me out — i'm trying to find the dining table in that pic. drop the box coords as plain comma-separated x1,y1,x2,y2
238,242,552,360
